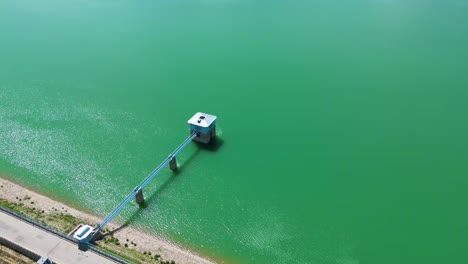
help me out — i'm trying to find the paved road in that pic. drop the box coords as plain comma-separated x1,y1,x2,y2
0,211,117,264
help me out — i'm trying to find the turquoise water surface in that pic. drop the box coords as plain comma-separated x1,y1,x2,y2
1,1,468,263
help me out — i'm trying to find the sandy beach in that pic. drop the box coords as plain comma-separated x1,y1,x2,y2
0,177,216,264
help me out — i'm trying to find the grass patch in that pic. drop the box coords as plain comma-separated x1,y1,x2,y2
97,234,174,264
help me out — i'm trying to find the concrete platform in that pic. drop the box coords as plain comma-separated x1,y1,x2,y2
0,211,118,264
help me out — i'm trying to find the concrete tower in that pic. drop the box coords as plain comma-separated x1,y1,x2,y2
188,112,217,144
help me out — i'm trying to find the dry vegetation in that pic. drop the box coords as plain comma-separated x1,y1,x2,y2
0,244,35,264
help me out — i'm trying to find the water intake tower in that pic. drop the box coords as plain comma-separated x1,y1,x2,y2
188,112,217,144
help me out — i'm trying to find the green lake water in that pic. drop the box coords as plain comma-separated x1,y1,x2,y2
1,1,468,263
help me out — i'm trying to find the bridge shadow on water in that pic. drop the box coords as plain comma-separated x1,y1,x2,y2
103,137,224,237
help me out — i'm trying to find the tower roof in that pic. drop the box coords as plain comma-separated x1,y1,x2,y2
188,112,217,128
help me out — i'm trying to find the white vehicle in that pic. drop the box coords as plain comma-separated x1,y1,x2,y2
73,224,93,242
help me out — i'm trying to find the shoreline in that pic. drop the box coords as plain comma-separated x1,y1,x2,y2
0,177,217,264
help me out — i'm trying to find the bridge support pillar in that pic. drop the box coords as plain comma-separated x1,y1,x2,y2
170,156,177,171
136,189,145,204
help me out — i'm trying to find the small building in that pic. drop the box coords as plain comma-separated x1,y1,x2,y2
188,112,217,144
73,224,94,243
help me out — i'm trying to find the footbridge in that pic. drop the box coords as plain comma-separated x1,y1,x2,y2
74,112,217,243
